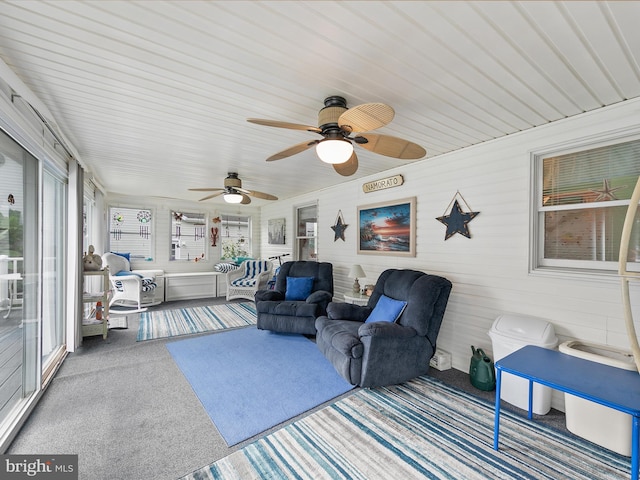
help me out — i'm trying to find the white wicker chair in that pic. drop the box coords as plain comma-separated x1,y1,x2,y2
103,252,158,311
226,259,273,302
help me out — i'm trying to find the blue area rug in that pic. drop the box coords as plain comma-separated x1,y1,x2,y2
166,327,354,445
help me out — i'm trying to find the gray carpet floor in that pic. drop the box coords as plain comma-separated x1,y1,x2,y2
7,298,569,480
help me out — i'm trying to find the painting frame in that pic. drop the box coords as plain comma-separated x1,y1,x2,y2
268,217,286,245
357,197,416,256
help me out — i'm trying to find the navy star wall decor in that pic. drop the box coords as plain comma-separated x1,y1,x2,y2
331,210,348,241
436,192,480,240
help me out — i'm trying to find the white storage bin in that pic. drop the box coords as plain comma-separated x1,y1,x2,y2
489,313,558,415
559,340,636,456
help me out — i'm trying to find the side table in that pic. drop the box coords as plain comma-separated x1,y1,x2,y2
494,345,640,480
343,293,370,306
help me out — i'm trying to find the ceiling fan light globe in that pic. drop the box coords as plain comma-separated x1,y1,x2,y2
316,139,353,164
224,192,244,204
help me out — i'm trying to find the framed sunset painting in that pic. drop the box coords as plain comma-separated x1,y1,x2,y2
357,197,416,256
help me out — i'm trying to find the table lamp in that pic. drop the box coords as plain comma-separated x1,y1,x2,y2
349,264,366,295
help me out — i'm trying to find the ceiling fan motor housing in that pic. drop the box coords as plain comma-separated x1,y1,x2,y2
224,172,242,188
318,96,348,132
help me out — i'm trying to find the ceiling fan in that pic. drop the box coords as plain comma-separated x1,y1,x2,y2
189,172,278,204
247,96,426,176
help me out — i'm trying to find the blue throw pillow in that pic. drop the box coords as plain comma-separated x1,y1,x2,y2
115,270,143,278
285,276,314,301
365,294,407,323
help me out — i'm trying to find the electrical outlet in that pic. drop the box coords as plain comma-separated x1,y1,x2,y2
429,349,452,371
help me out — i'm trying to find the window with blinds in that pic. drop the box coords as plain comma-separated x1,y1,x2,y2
534,136,640,273
108,206,153,261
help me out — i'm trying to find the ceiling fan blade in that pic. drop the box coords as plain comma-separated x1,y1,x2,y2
241,194,251,205
248,190,278,200
356,133,426,159
338,103,394,133
266,140,319,161
333,152,358,176
247,118,321,133
198,191,225,201
189,187,224,192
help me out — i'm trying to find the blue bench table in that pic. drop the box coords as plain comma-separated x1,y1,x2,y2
493,345,640,480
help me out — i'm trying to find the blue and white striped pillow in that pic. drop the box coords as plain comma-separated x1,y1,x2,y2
215,262,239,273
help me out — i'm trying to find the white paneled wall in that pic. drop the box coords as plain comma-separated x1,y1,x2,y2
260,99,640,411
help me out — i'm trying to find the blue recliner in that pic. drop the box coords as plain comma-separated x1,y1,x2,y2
255,261,333,335
315,269,452,387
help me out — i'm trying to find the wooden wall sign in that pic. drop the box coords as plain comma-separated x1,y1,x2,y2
362,174,404,193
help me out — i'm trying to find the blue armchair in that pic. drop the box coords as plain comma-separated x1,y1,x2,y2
255,261,333,335
315,269,452,387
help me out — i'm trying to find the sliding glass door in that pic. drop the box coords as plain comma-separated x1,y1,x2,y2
0,128,39,432
41,169,66,377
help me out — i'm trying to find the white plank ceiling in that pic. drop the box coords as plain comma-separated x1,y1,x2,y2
0,1,639,204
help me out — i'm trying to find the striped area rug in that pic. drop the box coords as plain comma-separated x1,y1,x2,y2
136,303,256,341
182,375,629,479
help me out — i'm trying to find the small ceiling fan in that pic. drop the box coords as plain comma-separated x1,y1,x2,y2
247,95,426,176
189,172,278,204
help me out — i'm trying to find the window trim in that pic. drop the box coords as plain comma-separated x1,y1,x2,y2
529,128,640,278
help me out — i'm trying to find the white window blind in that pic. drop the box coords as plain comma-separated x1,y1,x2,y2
108,207,153,261
535,137,640,272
